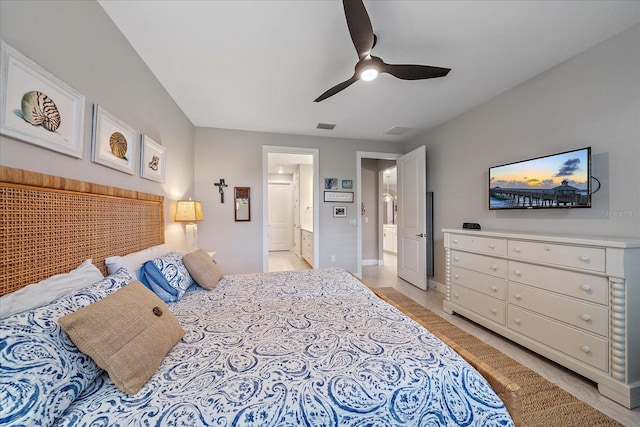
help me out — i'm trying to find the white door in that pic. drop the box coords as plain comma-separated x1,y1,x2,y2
397,146,427,290
268,183,292,251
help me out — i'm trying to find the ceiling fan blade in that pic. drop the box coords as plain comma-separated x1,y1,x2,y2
380,62,451,80
343,0,374,59
314,74,359,102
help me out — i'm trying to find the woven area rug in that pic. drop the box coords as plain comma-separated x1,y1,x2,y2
373,287,621,427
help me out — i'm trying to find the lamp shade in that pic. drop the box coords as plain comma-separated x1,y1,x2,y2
175,200,203,222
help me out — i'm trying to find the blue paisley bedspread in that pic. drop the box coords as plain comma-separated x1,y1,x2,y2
55,268,514,426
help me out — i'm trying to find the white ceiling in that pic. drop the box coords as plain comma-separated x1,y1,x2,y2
99,1,639,143
268,152,313,175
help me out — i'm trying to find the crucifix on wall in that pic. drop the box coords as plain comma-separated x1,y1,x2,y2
214,178,228,203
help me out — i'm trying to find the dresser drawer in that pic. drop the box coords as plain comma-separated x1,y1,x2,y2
507,240,605,272
508,306,608,371
451,250,506,279
508,261,607,305
451,266,506,300
451,284,505,325
508,283,608,336
449,233,506,256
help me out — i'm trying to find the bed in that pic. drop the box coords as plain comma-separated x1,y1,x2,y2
0,166,520,426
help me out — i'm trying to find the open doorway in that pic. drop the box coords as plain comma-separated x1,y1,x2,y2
381,166,398,270
357,147,430,290
262,146,319,272
356,152,401,278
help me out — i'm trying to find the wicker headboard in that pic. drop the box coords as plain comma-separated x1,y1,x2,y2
0,166,164,297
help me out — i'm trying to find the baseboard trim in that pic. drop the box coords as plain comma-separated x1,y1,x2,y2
428,278,445,294
362,259,379,266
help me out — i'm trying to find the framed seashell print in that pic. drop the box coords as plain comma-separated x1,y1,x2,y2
91,104,136,174
140,134,166,183
0,40,85,158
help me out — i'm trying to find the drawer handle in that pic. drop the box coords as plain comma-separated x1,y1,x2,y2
454,293,459,299
490,265,498,271
489,244,496,249
491,286,498,292
513,247,521,253
454,274,460,279
579,255,590,263
513,318,521,325
514,293,522,301
513,270,522,277
581,314,592,322
454,256,460,262
453,239,459,244
580,284,593,293
581,346,591,354
490,308,497,314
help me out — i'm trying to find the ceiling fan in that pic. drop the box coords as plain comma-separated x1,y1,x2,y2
314,0,451,102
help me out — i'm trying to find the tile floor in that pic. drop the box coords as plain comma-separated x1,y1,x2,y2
268,250,311,272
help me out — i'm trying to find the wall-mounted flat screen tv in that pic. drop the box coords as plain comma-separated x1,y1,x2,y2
489,147,591,210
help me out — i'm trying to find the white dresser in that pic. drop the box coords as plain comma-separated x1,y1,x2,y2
442,228,640,408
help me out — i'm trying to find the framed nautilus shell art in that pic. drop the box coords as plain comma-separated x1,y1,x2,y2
0,40,86,158
140,134,166,183
91,104,136,175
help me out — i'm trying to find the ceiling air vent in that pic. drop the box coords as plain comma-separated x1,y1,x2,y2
316,122,336,130
385,126,413,136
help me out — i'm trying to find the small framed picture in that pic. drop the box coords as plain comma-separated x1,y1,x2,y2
324,191,354,203
91,104,136,174
342,179,353,189
324,177,338,190
140,135,166,183
333,206,347,218
0,40,86,158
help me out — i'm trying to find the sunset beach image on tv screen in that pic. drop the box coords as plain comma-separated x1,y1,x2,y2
489,147,590,210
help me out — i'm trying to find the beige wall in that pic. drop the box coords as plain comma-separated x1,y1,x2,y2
0,0,196,249
405,25,640,287
360,158,379,263
193,127,403,274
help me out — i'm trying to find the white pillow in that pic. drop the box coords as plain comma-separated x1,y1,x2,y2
105,244,169,281
0,259,104,319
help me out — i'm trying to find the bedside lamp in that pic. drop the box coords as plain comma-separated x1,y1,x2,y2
175,199,203,252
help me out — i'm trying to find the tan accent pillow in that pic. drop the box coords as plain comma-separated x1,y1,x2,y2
183,249,223,290
58,281,185,395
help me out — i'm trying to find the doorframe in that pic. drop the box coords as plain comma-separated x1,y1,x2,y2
263,145,319,272
356,151,401,278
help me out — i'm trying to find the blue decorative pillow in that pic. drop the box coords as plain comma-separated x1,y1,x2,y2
140,251,194,302
0,268,134,426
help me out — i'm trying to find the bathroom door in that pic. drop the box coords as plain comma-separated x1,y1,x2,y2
397,146,427,290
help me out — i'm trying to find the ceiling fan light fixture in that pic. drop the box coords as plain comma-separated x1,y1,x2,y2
360,67,378,81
